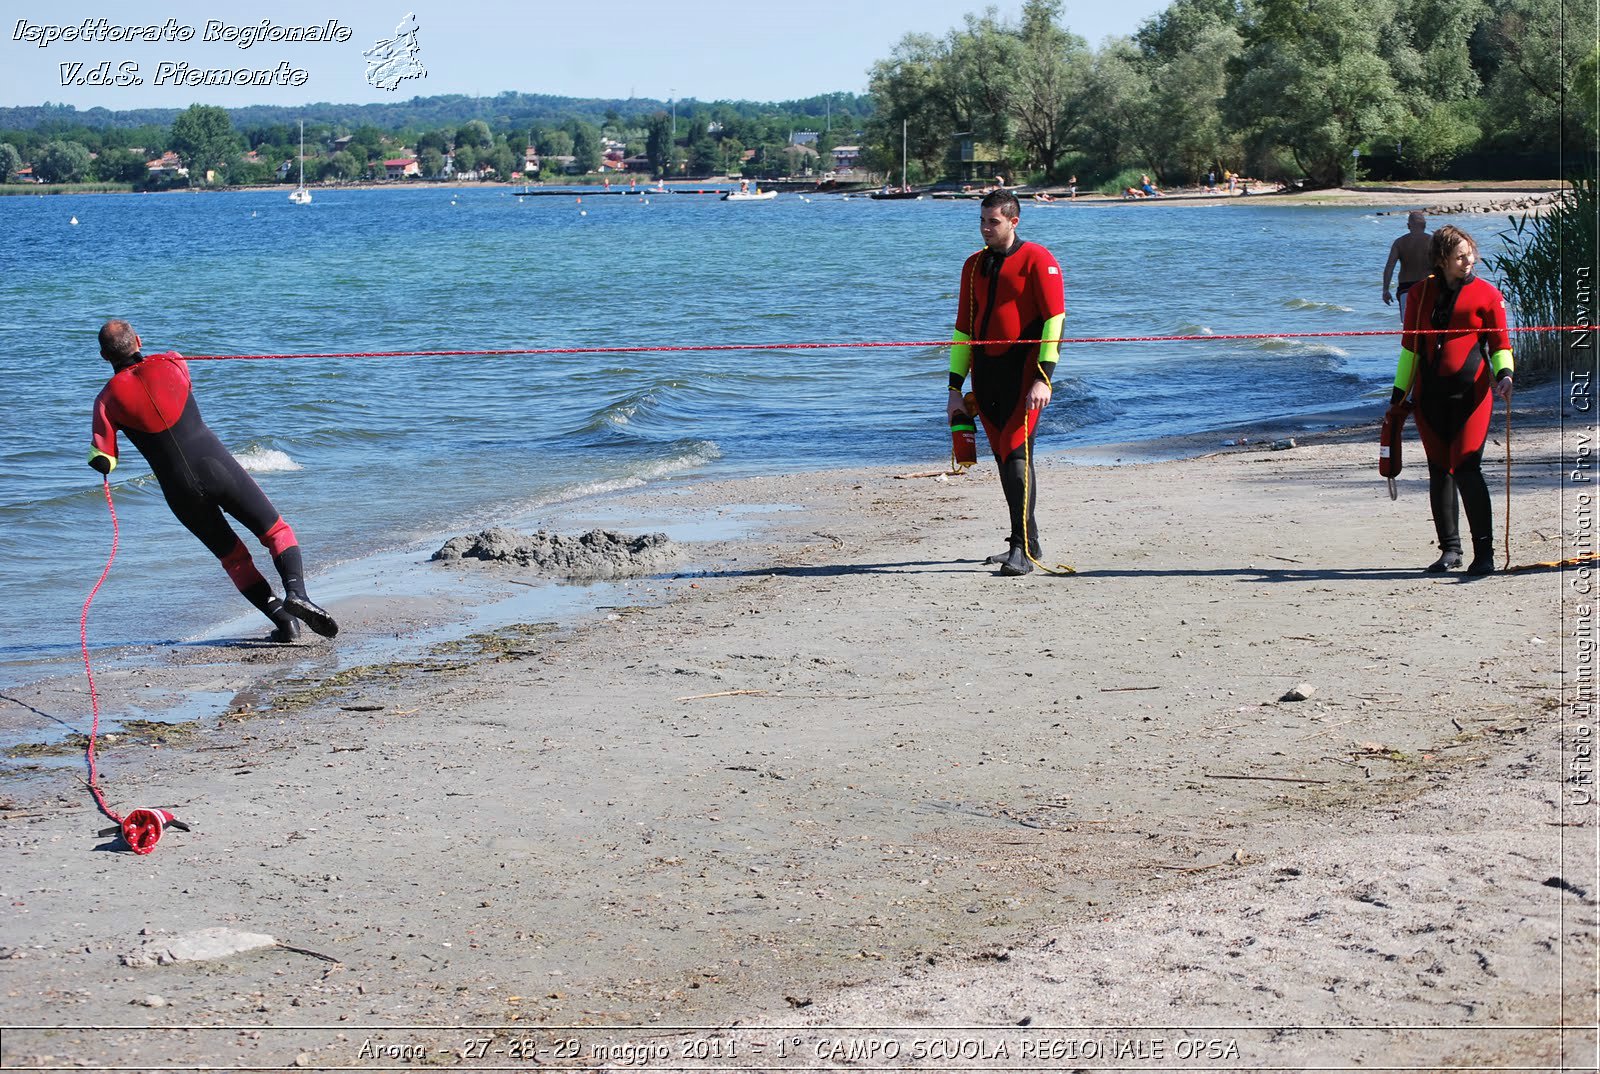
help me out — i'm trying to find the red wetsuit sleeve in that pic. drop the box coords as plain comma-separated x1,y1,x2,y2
1400,276,1428,355
91,387,120,461
1030,245,1065,321
955,254,978,337
1478,282,1512,361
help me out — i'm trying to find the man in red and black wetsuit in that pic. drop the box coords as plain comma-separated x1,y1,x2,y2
946,191,1066,576
88,320,339,642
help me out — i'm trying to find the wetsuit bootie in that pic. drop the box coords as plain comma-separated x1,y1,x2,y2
263,598,300,643
1425,551,1463,573
986,536,1042,565
998,544,1034,576
1466,538,1495,577
283,594,339,638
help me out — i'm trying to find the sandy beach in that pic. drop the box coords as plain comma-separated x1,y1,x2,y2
1,374,1594,1071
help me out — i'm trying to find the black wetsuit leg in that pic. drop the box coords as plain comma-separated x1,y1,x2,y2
200,454,283,541
1453,450,1492,544
159,453,292,625
998,440,1041,557
1426,461,1461,555
161,476,247,561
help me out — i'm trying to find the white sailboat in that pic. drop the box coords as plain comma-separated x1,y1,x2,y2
288,120,312,204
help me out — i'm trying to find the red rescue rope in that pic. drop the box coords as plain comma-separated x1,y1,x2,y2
80,479,122,827
179,325,1583,363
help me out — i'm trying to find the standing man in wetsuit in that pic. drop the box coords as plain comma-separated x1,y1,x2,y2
1382,211,1431,322
88,320,339,642
947,190,1065,576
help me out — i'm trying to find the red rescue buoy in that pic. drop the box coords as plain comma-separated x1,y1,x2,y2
1379,400,1412,499
117,808,190,855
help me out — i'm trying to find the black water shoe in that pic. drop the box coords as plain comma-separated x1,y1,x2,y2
986,538,1041,565
283,594,340,638
1424,551,1463,573
1466,540,1495,577
998,545,1034,576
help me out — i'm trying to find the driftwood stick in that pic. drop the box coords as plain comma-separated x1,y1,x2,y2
278,942,340,964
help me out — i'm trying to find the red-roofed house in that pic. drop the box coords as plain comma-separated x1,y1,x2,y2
384,157,419,179
146,152,187,178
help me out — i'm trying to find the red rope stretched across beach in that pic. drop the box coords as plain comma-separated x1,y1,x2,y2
180,324,1586,363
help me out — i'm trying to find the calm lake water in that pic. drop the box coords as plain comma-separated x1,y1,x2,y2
0,186,1508,679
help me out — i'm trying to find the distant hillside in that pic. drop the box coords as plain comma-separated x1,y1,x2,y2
0,91,874,132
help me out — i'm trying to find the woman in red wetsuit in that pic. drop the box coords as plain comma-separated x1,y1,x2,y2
1389,226,1515,575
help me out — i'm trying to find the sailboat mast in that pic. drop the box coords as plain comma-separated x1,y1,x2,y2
298,120,305,186
901,119,907,190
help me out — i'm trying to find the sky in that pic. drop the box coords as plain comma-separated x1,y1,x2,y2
1,0,1171,111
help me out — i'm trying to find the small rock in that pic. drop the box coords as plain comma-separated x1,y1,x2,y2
293,1054,311,1067
135,995,165,1008
1280,683,1317,702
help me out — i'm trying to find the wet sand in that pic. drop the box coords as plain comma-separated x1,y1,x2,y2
0,378,1594,1071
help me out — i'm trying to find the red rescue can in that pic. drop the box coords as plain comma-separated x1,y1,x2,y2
951,409,977,468
1379,402,1410,478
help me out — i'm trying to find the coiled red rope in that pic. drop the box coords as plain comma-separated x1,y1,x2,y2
180,325,1584,362
79,479,123,827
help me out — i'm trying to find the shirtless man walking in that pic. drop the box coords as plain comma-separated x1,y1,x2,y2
1382,211,1432,322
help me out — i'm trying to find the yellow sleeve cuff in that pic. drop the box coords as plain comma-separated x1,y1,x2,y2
1038,313,1064,366
1393,348,1417,392
1490,348,1514,377
89,448,118,473
949,328,973,378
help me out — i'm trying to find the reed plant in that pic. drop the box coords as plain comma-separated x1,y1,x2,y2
1483,174,1596,379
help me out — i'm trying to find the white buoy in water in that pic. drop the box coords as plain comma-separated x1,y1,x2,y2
70,216,78,225
579,210,587,216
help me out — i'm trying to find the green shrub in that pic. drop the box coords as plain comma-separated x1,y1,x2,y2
1483,174,1597,379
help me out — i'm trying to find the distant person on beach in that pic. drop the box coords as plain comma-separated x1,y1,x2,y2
1068,175,1077,199
1140,174,1164,197
88,320,339,642
1388,225,1514,575
946,191,1065,576
1383,211,1432,322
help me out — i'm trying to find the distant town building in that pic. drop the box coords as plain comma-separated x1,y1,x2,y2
831,145,861,171
790,131,819,146
952,133,1000,182
384,157,420,179
146,152,187,179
